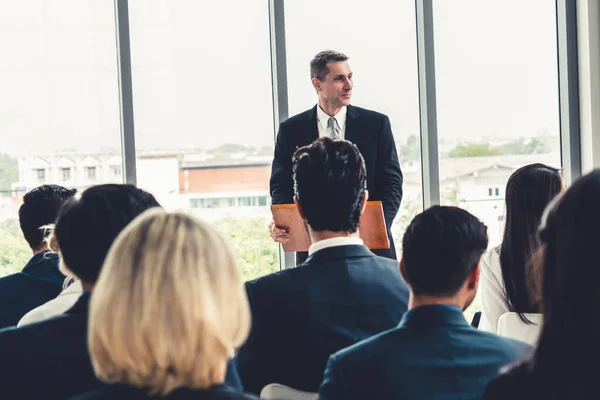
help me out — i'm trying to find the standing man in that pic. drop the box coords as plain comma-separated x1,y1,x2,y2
269,50,403,263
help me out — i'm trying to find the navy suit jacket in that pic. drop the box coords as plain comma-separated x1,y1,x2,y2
269,105,403,261
235,245,410,394
318,305,533,400
0,294,243,400
0,251,65,328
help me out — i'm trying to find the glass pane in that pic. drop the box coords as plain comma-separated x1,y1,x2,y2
0,0,121,277
285,0,423,253
128,0,278,281
433,0,562,320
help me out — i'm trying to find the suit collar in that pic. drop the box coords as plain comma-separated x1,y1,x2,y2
399,305,470,328
303,244,375,264
309,104,359,119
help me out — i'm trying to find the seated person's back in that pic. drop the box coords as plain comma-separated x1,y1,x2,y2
236,138,409,394
318,206,532,400
72,211,257,400
0,185,75,328
0,185,163,399
483,170,600,400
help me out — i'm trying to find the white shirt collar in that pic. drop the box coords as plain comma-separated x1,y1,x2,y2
308,236,364,256
316,105,347,133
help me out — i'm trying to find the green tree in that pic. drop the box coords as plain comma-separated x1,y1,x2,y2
448,144,501,158
0,218,30,277
399,135,420,159
0,153,18,192
215,215,279,282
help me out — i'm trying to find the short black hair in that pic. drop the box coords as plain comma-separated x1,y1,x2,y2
293,137,366,233
310,50,349,81
18,185,77,250
402,206,488,296
54,184,160,284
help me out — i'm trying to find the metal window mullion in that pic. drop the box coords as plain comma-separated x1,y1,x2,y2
268,0,294,269
415,0,440,209
556,0,582,185
114,0,137,185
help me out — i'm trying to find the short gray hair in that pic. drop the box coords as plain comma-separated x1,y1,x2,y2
310,50,349,81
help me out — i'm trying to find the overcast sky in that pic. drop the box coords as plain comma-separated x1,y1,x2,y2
0,0,559,156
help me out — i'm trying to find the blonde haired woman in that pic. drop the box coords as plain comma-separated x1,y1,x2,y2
73,209,257,399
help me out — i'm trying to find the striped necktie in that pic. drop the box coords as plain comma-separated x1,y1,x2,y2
327,117,340,139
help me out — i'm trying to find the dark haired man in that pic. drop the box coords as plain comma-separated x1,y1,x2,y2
318,206,532,400
0,184,76,328
237,138,409,394
269,50,403,264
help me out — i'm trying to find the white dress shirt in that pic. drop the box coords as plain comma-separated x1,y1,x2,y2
477,246,510,333
317,105,347,139
308,236,364,256
18,279,83,327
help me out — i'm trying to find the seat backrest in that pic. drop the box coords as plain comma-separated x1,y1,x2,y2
260,383,318,400
496,312,542,345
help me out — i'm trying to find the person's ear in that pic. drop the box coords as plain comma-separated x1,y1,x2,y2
399,259,410,283
312,77,322,93
467,263,480,290
293,196,306,220
359,190,369,215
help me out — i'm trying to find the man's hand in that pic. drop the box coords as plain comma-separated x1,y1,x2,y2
269,220,290,243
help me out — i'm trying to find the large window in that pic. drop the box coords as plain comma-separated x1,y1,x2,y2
0,1,121,276
434,0,561,248
433,0,562,320
128,0,277,281
285,0,423,251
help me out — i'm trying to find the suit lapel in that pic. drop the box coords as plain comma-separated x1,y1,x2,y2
345,105,364,146
305,105,319,143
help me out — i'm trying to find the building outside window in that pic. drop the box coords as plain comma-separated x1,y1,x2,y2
35,169,45,182
86,166,97,181
61,168,71,182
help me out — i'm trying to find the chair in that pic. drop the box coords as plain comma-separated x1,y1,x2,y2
496,312,542,345
260,383,318,400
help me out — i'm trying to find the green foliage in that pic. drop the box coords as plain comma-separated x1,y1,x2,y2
0,153,19,192
215,215,279,282
448,144,501,158
399,135,420,159
0,218,30,277
448,136,558,158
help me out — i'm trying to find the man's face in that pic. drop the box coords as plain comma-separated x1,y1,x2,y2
313,61,353,108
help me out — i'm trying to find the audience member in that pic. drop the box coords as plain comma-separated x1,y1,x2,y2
0,184,242,399
0,184,75,328
483,170,600,399
479,164,563,333
236,137,410,394
18,278,83,326
72,210,257,399
318,206,532,400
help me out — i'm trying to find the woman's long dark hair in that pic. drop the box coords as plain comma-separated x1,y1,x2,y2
499,163,562,323
531,169,600,398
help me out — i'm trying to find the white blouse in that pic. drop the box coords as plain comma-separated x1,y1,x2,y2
478,246,510,333
18,279,83,327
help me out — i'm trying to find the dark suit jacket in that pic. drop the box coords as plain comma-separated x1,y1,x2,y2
0,251,65,328
235,245,410,394
0,294,243,400
482,361,541,400
70,384,258,400
318,305,533,400
270,105,403,261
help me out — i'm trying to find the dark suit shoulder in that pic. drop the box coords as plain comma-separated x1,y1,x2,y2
279,108,313,128
350,105,389,120
466,328,533,355
245,266,307,300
